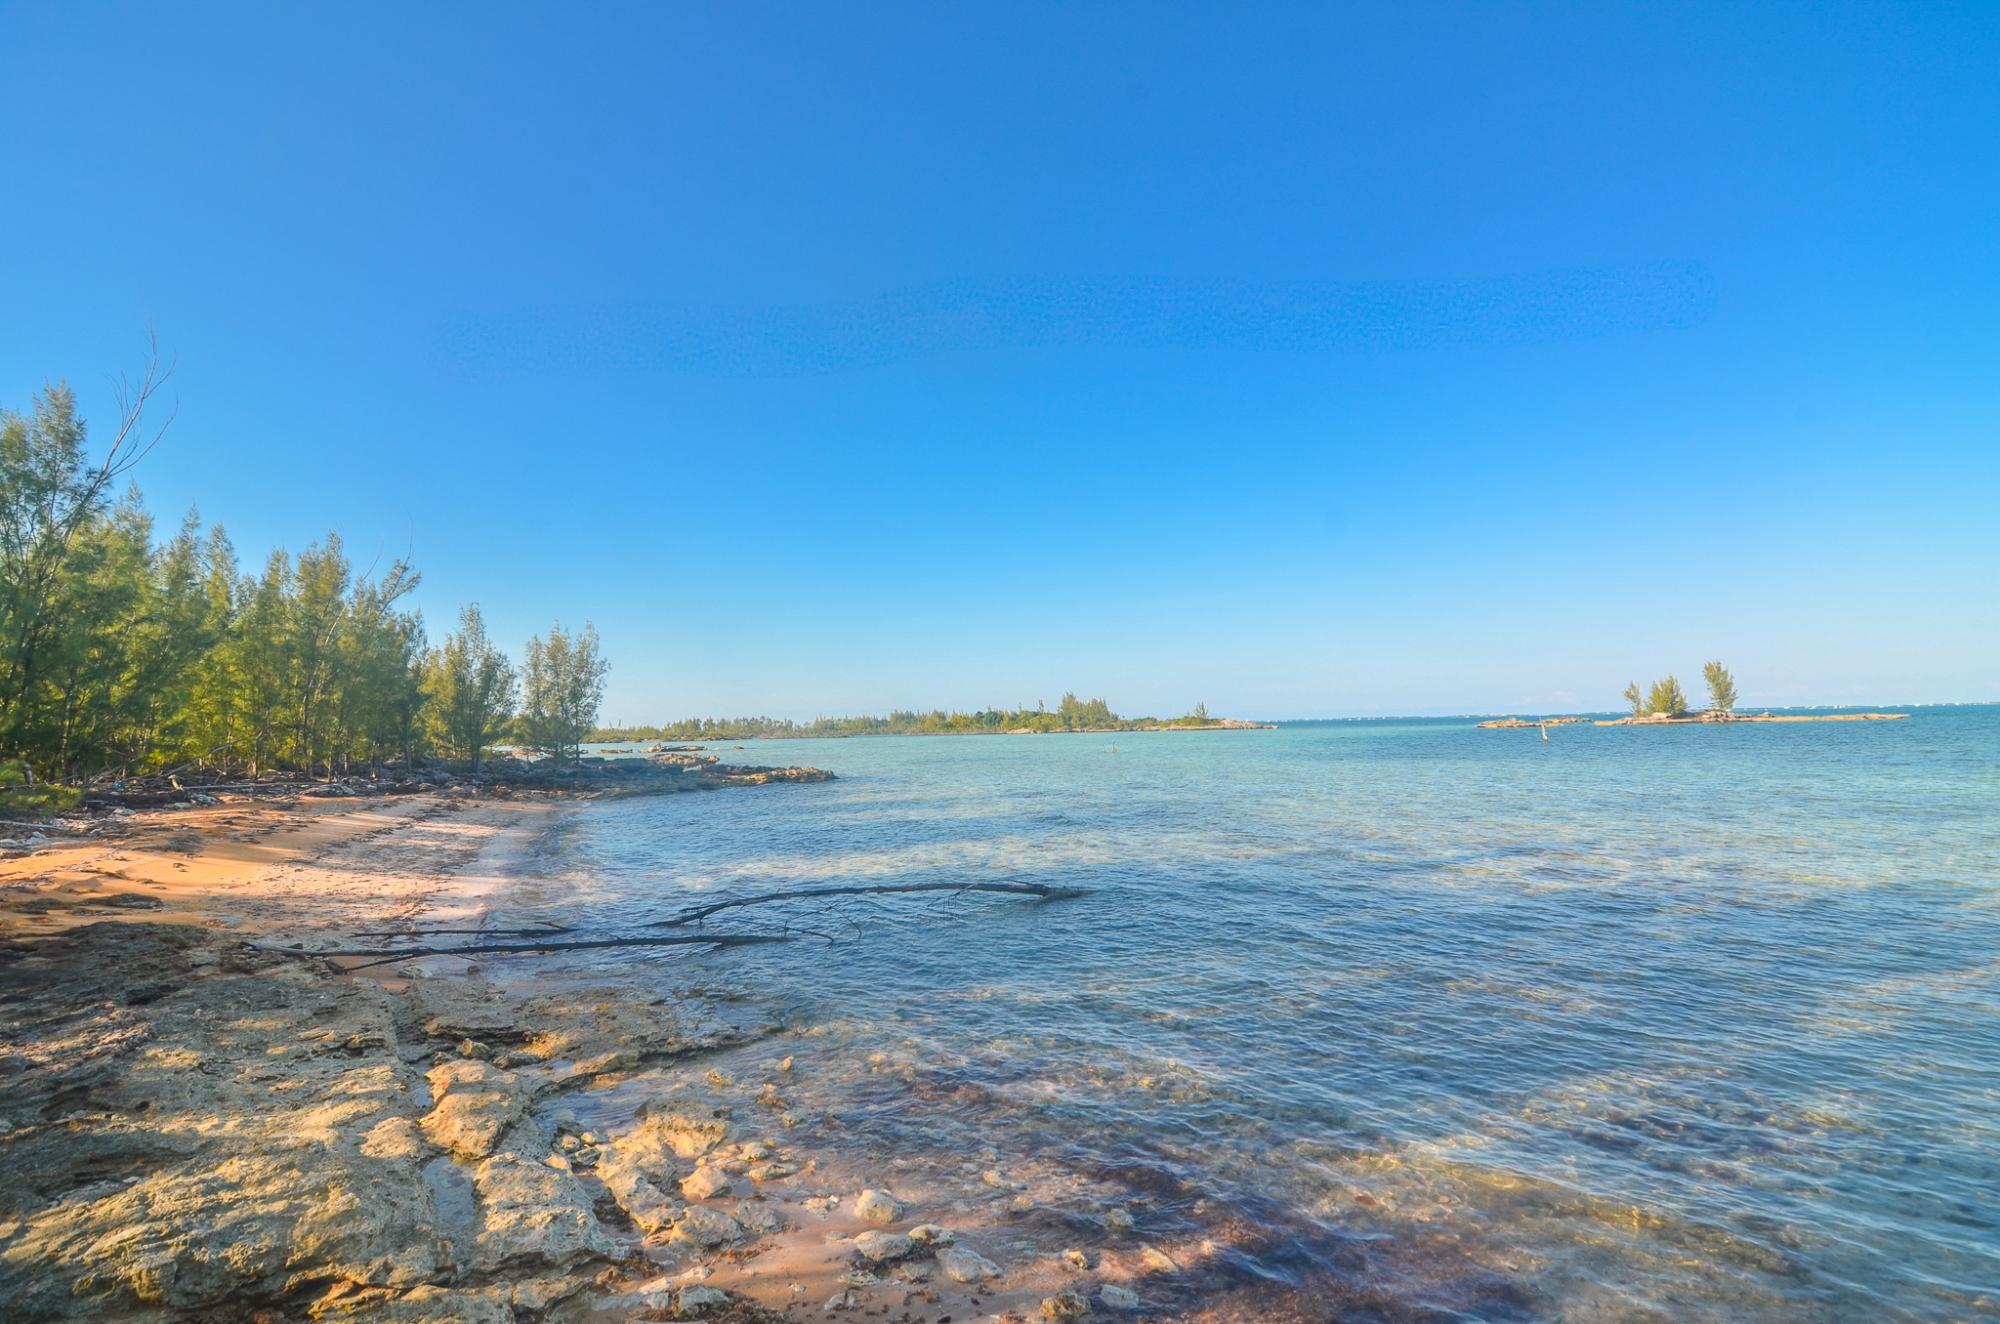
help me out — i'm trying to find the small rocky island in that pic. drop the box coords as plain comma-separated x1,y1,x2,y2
1479,663,1910,730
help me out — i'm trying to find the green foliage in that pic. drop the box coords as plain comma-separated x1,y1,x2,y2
1646,675,1689,717
1625,665,1737,718
520,622,608,766
0,373,608,791
591,694,1224,742
421,605,516,771
0,758,80,813
1702,660,1737,714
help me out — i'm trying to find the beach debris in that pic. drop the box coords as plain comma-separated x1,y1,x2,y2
853,1187,904,1224
267,929,797,969
294,881,1087,968
647,878,1087,928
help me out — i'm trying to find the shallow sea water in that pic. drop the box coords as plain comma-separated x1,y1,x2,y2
494,709,2000,1321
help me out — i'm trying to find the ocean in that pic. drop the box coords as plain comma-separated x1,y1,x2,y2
495,708,1999,1321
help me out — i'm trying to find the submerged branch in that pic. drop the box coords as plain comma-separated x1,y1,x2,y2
346,923,574,939
646,879,1087,928
286,881,1082,967
267,931,794,964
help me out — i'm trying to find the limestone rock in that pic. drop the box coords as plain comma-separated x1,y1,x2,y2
1099,1284,1141,1310
737,1201,786,1234
671,1203,746,1249
636,1096,732,1159
680,1164,732,1200
310,1283,517,1323
936,1245,1002,1283
853,1229,914,1262
595,1153,680,1235
470,1152,611,1269
1139,1244,1180,1274
678,1284,731,1314
420,1060,525,1160
1042,1290,1091,1319
853,1188,903,1225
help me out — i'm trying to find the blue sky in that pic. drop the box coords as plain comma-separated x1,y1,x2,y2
2,2,1995,719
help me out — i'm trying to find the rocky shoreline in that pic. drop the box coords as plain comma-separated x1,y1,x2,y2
0,784,1237,1324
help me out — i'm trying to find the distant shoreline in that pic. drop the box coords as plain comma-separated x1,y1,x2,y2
597,719,1278,745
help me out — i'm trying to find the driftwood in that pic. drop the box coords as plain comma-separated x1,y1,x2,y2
285,880,1084,968
269,931,793,965
347,923,574,939
647,879,1087,928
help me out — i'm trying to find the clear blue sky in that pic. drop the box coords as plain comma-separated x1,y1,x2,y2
3,2,1995,719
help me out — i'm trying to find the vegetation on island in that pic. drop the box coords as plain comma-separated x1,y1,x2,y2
0,362,608,802
1620,661,1737,721
592,694,1233,742
1703,660,1738,715
1624,675,1690,718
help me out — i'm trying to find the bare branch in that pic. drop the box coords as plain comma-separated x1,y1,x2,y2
264,931,795,963
646,880,1086,928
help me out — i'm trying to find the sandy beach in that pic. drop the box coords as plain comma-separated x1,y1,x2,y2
0,790,1228,1324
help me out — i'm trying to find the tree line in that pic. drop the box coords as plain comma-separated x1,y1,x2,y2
592,693,1221,742
1,369,607,787
1622,661,1738,719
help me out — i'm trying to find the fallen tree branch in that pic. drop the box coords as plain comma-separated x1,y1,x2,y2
647,880,1087,928
266,931,794,963
347,923,574,939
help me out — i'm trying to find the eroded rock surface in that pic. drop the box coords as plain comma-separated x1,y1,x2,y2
0,922,740,1323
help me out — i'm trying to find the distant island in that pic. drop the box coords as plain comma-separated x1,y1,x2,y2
1480,661,1911,729
592,695,1276,741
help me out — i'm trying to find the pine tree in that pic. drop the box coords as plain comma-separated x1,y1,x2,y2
1647,675,1688,717
521,622,608,766
1702,660,1738,717
422,605,516,771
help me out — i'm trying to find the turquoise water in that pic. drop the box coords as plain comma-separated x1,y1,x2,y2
506,710,1999,1320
